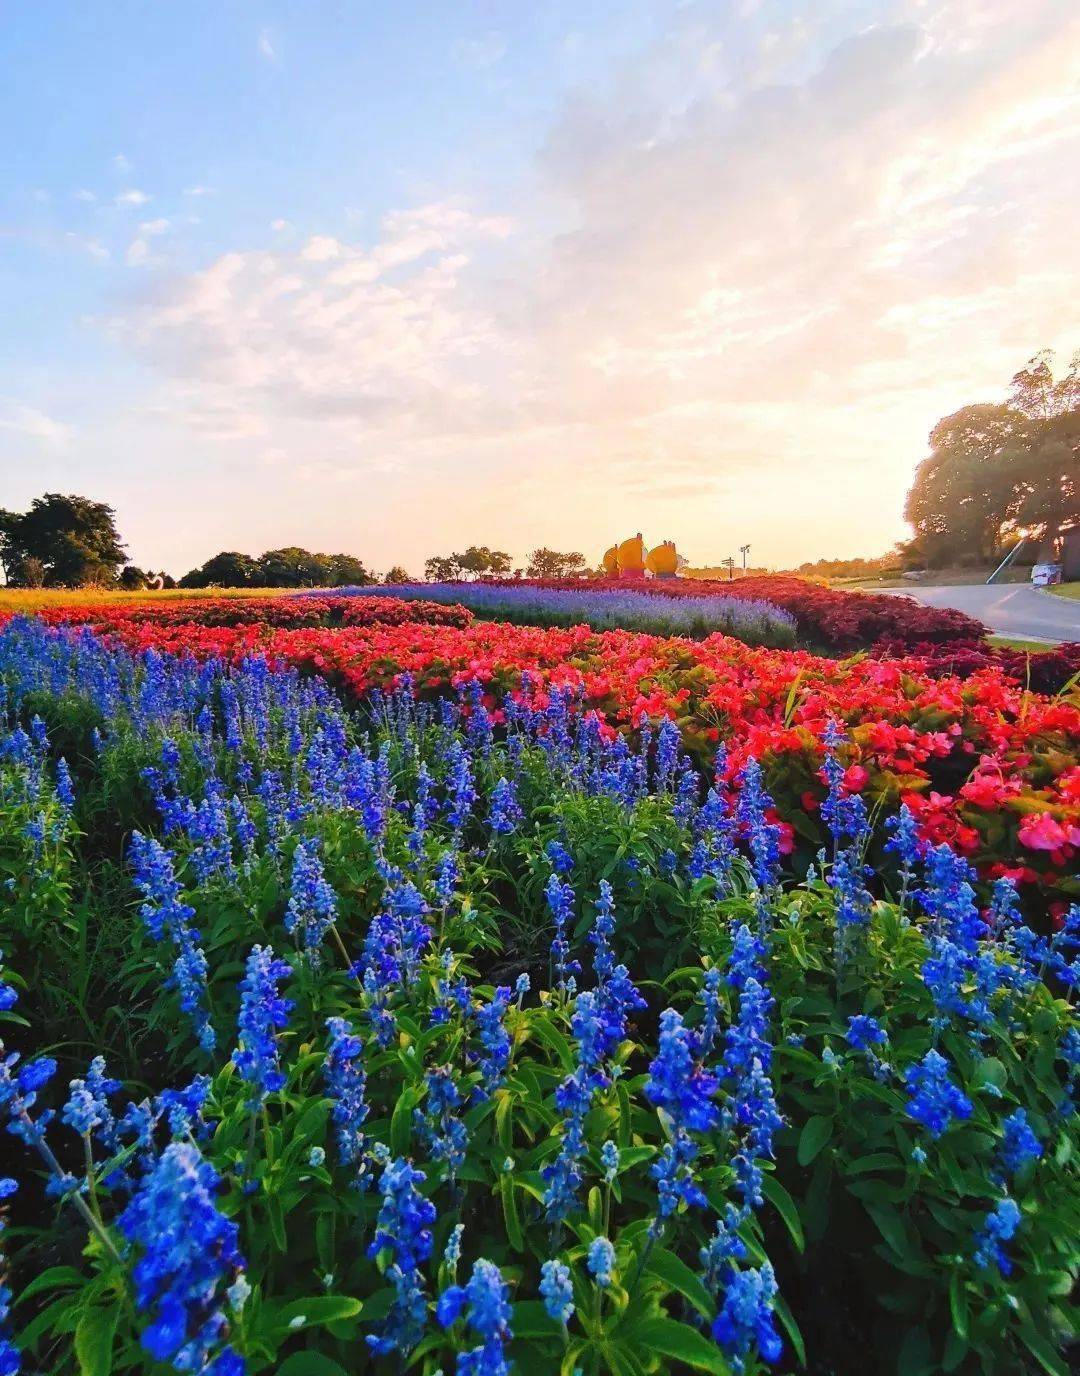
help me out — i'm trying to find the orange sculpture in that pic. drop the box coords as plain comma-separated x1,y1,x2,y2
602,533,683,579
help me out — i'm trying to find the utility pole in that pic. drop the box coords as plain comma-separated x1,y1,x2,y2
723,556,735,581
739,543,751,576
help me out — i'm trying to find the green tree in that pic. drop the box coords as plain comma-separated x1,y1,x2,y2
424,554,461,581
525,547,587,578
118,565,148,590
384,565,413,584
320,553,374,587
179,551,260,588
0,493,127,586
256,547,326,587
904,350,1080,565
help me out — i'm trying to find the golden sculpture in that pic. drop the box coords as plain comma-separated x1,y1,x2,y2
602,533,683,579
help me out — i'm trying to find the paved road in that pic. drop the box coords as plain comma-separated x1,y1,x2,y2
881,583,1080,643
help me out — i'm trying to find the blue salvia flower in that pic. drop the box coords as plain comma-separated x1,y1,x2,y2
819,726,866,845
414,1067,468,1182
884,802,922,879
62,1056,120,1149
998,1109,1042,1177
0,1175,19,1376
443,1222,464,1275
118,1142,245,1375
323,1017,370,1182
587,1236,615,1288
600,1140,619,1184
0,952,16,1014
54,757,75,814
916,845,986,951
362,875,432,987
973,1197,1021,1275
487,776,523,836
544,873,579,992
232,946,293,1110
828,845,873,932
545,839,574,875
362,969,397,1049
655,718,682,789
589,882,646,1057
699,968,722,1055
735,758,782,897
845,1015,886,1050
437,1258,513,1375
129,833,215,1052
445,742,478,832
539,1258,574,1325
472,987,512,1095
712,1263,783,1370
366,1157,436,1357
542,992,608,1222
0,1045,58,1149
432,849,460,910
904,1050,973,1138
284,839,338,958
645,1008,719,1231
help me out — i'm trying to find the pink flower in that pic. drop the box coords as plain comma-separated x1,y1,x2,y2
1018,813,1069,852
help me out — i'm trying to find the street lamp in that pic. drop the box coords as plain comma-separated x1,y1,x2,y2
739,544,751,575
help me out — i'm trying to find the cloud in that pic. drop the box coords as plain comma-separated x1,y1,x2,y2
0,401,73,446
270,218,292,233
73,189,97,203
183,185,214,197
140,218,171,235
106,0,1080,563
112,153,133,174
452,31,507,70
116,189,150,207
65,232,110,261
257,28,278,64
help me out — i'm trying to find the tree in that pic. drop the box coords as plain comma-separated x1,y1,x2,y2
904,350,1080,566
256,547,326,587
525,547,587,579
424,554,461,582
118,565,148,590
180,552,260,589
0,493,126,587
454,546,513,578
384,565,413,584
320,554,374,587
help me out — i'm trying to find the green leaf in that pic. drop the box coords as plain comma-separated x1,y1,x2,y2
276,1296,363,1331
797,1114,833,1167
14,1265,83,1305
761,1175,805,1254
628,1318,732,1374
390,1085,419,1157
1018,1327,1069,1376
75,1304,118,1376
948,1270,968,1341
512,1300,564,1339
865,1202,909,1260
644,1247,713,1318
275,1356,349,1376
501,1173,524,1251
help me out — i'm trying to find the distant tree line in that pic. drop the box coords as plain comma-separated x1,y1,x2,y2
179,548,375,589
0,493,171,589
422,546,587,580
904,349,1079,568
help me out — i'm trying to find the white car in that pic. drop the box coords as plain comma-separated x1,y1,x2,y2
1031,563,1063,586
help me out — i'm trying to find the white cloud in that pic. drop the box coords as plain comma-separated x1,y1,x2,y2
140,218,171,235
73,189,97,203
257,28,278,64
183,185,214,197
106,0,1080,563
270,218,292,232
452,31,507,70
65,232,110,261
0,401,73,446
116,189,150,207
112,153,133,174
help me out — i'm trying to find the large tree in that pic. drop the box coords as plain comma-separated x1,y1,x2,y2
0,493,126,586
525,547,587,579
180,551,260,588
905,351,1080,565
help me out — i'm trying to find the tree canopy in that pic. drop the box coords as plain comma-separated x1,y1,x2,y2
905,350,1079,565
423,546,514,581
0,493,127,587
180,547,374,589
525,547,587,579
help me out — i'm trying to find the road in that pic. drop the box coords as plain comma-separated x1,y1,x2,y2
881,583,1080,643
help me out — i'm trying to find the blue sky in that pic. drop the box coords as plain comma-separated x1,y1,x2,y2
2,1,1078,576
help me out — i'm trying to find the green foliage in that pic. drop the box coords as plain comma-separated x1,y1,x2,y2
0,493,127,588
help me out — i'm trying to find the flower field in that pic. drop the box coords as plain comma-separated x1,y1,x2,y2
0,594,1078,1376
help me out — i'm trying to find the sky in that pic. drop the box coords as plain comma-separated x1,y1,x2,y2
1,0,1078,578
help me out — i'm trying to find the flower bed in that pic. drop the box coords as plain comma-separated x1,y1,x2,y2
498,576,988,651
6,607,1077,906
26,593,474,630
0,618,1076,1376
336,582,798,647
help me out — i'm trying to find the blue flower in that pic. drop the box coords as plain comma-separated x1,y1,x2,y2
366,1157,436,1357
904,1050,973,1139
323,1017,370,1181
118,1142,244,1373
712,1264,783,1370
845,1015,887,1050
998,1109,1042,1177
437,1258,512,1376
587,1237,615,1289
284,839,338,958
232,946,293,1109
973,1197,1021,1275
488,777,523,836
539,1259,574,1324
472,987,512,1095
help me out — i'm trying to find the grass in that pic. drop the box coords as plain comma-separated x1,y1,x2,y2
0,586,291,611
985,634,1059,651
845,567,1031,589
1048,582,1080,600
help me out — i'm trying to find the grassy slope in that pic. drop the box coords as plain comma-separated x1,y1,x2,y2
1048,583,1080,601
0,586,291,611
